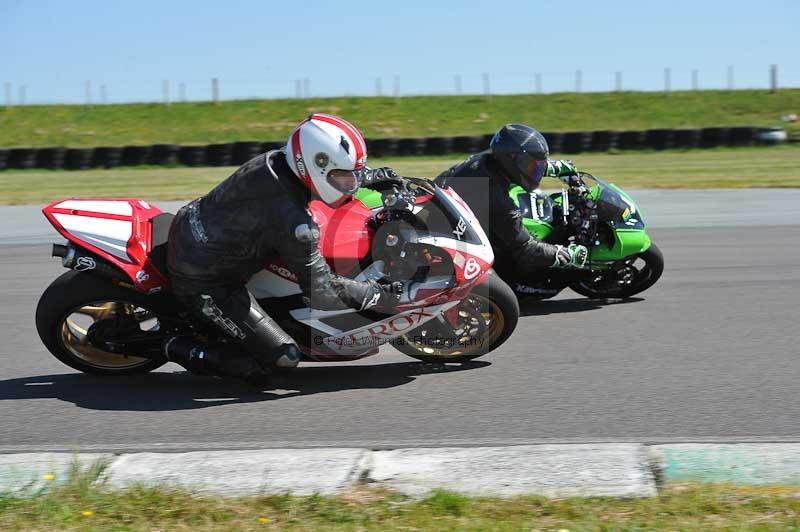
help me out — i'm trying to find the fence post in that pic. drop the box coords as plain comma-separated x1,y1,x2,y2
691,69,698,90
615,71,622,92
211,77,219,103
770,64,778,92
535,73,542,94
454,74,461,95
162,79,170,105
664,68,671,92
575,69,582,92
727,66,734,90
482,72,490,96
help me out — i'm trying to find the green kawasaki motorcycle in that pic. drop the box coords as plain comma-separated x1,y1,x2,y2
358,172,663,301
504,172,663,300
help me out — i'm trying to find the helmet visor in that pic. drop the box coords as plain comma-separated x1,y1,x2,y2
327,169,362,195
513,151,547,191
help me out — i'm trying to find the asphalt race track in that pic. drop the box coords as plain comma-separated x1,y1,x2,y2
1,194,799,452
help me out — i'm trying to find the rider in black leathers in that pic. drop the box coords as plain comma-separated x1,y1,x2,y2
434,124,587,281
165,114,400,385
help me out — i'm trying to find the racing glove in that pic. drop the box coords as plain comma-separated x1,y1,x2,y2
361,166,402,188
361,279,404,311
552,244,588,268
546,160,580,185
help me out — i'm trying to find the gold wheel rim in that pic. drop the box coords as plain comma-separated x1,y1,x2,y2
58,301,153,370
400,294,504,358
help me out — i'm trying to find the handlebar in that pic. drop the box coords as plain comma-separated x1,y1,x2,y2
556,173,599,246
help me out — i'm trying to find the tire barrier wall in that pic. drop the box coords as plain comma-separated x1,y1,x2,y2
0,127,786,170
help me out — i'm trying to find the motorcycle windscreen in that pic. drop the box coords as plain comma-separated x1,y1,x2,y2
595,186,645,228
414,193,483,245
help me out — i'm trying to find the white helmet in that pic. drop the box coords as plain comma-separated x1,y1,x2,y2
285,113,368,207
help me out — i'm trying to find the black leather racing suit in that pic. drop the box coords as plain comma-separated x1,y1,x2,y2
435,151,560,278
167,150,382,372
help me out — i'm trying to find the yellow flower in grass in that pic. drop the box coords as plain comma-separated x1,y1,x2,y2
42,473,55,481
258,516,270,524
81,510,93,517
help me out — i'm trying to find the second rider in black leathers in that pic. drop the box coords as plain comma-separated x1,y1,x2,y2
165,113,401,385
435,124,588,285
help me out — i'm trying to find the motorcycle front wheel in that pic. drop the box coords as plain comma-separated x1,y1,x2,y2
392,271,519,362
569,243,664,299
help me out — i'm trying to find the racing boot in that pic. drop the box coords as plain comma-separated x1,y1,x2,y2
163,336,272,387
266,343,301,371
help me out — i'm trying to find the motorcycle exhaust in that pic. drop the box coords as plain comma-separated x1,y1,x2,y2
52,242,124,280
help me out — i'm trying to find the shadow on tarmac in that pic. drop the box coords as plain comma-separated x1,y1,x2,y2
0,360,489,412
519,296,644,317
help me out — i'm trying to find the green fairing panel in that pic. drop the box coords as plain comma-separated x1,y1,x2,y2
522,217,553,241
355,188,383,209
591,229,652,262
519,177,652,262
509,184,554,240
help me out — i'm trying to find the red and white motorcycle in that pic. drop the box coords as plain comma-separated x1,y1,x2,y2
35,178,519,375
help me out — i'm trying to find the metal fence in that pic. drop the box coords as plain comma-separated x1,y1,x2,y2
2,65,788,106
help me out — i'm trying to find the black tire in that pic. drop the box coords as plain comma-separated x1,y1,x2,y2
366,138,399,157
121,145,152,166
92,147,123,168
570,243,664,299
261,141,283,152
451,135,484,153
397,138,426,156
35,271,168,375
232,141,262,165
393,272,519,362
8,148,38,169
729,126,756,146
673,129,701,149
423,136,454,156
644,129,675,150
617,130,646,150
36,147,68,169
561,131,592,154
590,130,619,152
178,145,207,167
700,127,730,148
205,143,234,166
65,148,94,170
151,144,179,165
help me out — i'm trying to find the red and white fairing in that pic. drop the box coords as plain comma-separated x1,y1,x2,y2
246,185,496,359
42,199,168,293
42,182,496,361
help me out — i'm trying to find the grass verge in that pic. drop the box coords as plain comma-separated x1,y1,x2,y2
1,145,798,205
2,468,799,531
1,89,798,147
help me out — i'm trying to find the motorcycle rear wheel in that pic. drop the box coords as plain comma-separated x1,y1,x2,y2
36,271,169,375
392,272,519,362
569,243,664,299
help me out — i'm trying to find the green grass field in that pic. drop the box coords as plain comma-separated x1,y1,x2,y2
2,474,799,531
1,145,797,205
1,89,798,147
